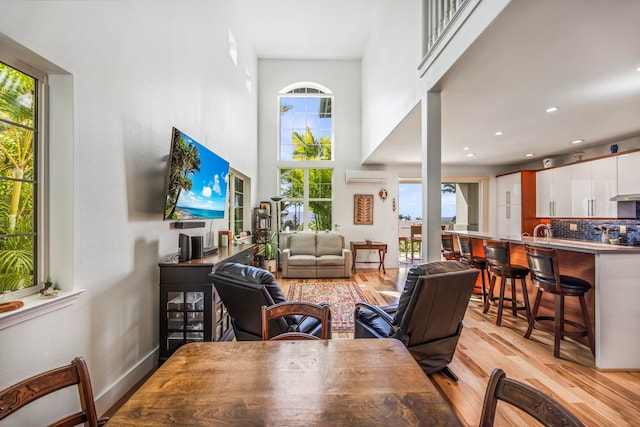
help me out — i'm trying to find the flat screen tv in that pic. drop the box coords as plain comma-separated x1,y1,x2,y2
164,127,230,220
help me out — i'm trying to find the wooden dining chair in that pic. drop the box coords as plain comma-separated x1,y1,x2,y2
479,368,585,426
261,301,331,340
410,225,422,262
0,356,108,426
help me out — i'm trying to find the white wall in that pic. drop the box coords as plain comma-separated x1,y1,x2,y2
0,1,258,423
257,59,399,265
361,0,422,162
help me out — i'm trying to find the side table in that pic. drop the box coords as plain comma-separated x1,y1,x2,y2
350,241,387,273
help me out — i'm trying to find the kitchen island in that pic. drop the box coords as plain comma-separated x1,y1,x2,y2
444,230,640,370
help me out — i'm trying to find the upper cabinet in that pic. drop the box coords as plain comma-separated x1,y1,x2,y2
536,167,572,217
536,152,629,219
617,150,640,195
571,157,617,218
496,172,521,206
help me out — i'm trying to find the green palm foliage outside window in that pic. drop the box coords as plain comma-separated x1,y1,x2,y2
278,88,334,232
0,62,37,292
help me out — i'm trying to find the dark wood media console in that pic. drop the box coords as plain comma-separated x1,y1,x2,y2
157,244,255,363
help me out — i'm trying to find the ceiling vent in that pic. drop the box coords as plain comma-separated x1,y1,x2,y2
345,170,387,184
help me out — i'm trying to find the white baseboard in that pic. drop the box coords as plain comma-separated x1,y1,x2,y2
95,347,159,417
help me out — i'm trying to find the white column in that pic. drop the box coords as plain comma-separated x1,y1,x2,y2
421,91,442,262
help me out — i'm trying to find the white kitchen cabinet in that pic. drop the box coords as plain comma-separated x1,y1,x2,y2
617,150,640,195
496,172,523,238
590,157,618,217
496,203,522,238
536,166,571,217
496,172,521,205
571,157,617,217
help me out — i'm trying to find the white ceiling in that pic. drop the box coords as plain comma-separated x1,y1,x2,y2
236,0,386,60
241,0,640,167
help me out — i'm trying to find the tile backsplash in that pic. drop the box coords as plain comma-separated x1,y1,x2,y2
549,202,640,246
551,204,640,246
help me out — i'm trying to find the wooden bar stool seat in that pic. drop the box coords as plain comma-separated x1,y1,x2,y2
483,240,531,326
457,235,489,304
524,244,595,358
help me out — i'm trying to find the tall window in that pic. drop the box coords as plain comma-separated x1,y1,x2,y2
228,174,244,236
278,84,334,231
0,61,40,293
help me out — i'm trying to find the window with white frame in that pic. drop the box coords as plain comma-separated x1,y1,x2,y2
0,60,44,295
228,172,245,237
278,84,334,231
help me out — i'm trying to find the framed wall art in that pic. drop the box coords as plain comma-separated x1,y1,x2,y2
354,194,374,225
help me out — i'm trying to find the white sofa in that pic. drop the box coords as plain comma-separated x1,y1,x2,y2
281,233,352,278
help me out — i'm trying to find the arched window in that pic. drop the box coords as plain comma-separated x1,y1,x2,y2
277,83,334,231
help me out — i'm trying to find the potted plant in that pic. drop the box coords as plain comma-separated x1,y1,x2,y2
256,232,280,272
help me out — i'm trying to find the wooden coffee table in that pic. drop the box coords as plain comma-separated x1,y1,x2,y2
108,339,462,426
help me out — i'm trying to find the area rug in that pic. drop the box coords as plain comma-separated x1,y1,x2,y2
286,281,370,332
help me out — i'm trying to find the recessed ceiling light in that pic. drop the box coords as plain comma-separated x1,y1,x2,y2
466,153,476,157
637,66,640,71
494,131,504,136
463,147,470,151
524,153,535,158
571,139,584,144
546,107,558,113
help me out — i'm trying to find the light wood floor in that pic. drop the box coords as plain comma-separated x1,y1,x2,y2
279,263,640,427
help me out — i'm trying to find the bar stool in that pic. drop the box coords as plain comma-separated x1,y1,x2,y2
524,244,595,358
441,234,461,260
457,235,489,304
482,240,531,326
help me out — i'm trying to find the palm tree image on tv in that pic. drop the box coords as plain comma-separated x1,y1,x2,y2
0,62,36,291
165,130,201,219
164,128,229,220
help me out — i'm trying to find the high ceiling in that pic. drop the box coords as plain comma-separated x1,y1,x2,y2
237,0,386,60
241,0,640,167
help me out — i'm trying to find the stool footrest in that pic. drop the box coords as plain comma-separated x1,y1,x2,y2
528,316,590,339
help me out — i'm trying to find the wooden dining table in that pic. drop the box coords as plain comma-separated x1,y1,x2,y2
107,339,462,426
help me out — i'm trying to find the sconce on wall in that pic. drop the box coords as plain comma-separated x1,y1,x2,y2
379,188,388,201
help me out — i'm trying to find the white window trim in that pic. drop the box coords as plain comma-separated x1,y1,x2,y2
0,34,76,327
0,289,84,330
277,166,334,232
279,82,333,95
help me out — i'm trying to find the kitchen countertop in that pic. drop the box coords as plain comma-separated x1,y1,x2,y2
443,230,640,254
445,229,640,370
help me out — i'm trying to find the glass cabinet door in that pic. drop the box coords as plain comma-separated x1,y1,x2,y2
166,291,205,351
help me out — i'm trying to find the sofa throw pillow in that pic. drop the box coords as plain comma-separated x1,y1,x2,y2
316,233,343,256
288,233,316,256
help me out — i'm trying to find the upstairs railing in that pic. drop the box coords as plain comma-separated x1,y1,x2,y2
420,0,480,75
424,0,469,54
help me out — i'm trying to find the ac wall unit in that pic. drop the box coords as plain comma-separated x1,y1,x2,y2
345,170,387,184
